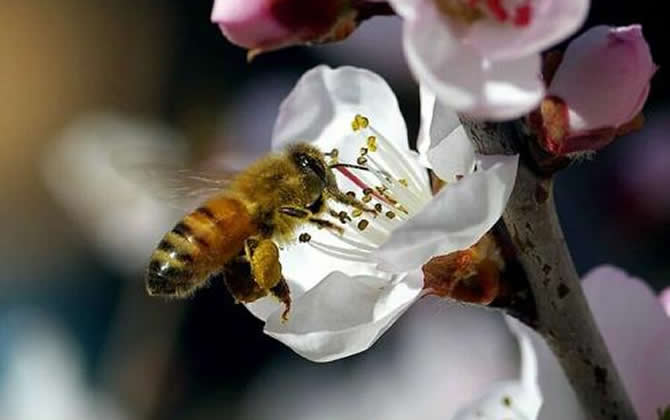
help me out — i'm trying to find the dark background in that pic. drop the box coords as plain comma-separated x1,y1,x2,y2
1,1,667,419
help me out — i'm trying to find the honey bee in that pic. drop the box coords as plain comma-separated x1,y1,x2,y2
144,143,374,319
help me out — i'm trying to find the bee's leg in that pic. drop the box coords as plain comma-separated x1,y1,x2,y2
325,188,376,215
279,206,344,234
308,217,344,234
222,254,268,303
245,238,291,320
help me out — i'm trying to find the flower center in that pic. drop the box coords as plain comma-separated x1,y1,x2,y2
298,114,433,265
434,0,533,27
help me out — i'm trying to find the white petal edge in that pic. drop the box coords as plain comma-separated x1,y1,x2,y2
272,65,409,154
452,316,542,420
417,86,463,169
416,85,437,167
427,125,476,182
263,270,423,362
373,154,518,272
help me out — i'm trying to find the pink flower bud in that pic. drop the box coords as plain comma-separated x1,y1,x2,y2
534,25,657,155
211,0,391,57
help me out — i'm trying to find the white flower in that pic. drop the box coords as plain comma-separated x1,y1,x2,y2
387,0,589,120
245,65,518,362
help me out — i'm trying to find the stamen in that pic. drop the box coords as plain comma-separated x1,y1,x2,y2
351,114,369,131
325,228,376,251
333,166,396,206
367,135,378,152
367,126,426,194
308,241,371,262
299,233,311,243
329,163,392,180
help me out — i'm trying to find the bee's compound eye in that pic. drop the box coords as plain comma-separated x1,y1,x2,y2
298,154,310,168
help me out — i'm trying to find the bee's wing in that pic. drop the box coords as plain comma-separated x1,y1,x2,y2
127,164,236,210
112,144,238,211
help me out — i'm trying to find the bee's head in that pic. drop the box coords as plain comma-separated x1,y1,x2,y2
289,143,328,181
288,143,337,205
288,142,377,215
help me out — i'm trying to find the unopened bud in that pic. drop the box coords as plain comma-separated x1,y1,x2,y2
531,25,656,156
211,0,393,58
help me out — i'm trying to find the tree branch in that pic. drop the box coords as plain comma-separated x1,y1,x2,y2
461,116,637,420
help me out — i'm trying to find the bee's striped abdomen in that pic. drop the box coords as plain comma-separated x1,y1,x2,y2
145,197,257,297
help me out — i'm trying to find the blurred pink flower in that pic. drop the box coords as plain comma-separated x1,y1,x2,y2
387,0,588,120
211,0,391,57
582,266,670,419
534,25,656,155
532,265,670,419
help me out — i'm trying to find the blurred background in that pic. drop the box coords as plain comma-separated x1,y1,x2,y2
0,1,667,419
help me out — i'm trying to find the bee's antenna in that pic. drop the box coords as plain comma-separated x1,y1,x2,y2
329,163,391,180
328,163,369,171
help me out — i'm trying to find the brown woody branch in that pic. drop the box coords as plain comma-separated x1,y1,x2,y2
460,116,637,420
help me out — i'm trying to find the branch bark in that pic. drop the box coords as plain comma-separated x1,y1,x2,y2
460,117,637,420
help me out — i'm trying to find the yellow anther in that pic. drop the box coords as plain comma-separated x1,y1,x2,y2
352,114,369,131
352,209,363,218
367,135,377,152
398,178,409,187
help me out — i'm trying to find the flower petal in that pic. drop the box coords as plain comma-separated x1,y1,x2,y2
464,0,589,61
417,86,463,169
519,323,586,419
582,265,670,420
448,316,542,420
373,154,518,272
263,270,423,362
416,85,438,166
272,65,409,153
245,225,394,321
427,125,476,182
402,3,544,120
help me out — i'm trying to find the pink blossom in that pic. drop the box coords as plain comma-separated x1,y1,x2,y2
580,266,670,419
211,0,391,57
388,0,588,120
535,25,657,155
